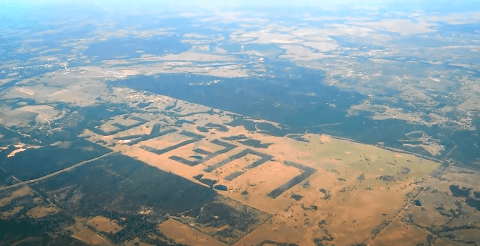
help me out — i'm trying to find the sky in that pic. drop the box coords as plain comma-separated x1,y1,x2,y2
2,0,478,8
1,0,478,20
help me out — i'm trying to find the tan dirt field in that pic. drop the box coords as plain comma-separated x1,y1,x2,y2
1,206,24,219
86,216,123,234
0,186,33,208
83,93,440,245
66,217,115,246
158,219,227,246
26,205,60,219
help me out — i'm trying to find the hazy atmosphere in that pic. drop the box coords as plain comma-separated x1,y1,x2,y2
1,1,480,245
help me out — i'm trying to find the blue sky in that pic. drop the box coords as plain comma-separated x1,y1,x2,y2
2,0,478,7
1,0,478,16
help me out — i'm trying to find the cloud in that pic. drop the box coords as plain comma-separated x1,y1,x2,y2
358,19,437,36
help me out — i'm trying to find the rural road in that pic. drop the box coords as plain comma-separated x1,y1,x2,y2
0,151,115,192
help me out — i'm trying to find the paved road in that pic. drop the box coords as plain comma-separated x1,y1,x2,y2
0,151,115,191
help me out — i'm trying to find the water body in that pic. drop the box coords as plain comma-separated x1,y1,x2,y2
214,185,228,191
414,199,422,206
